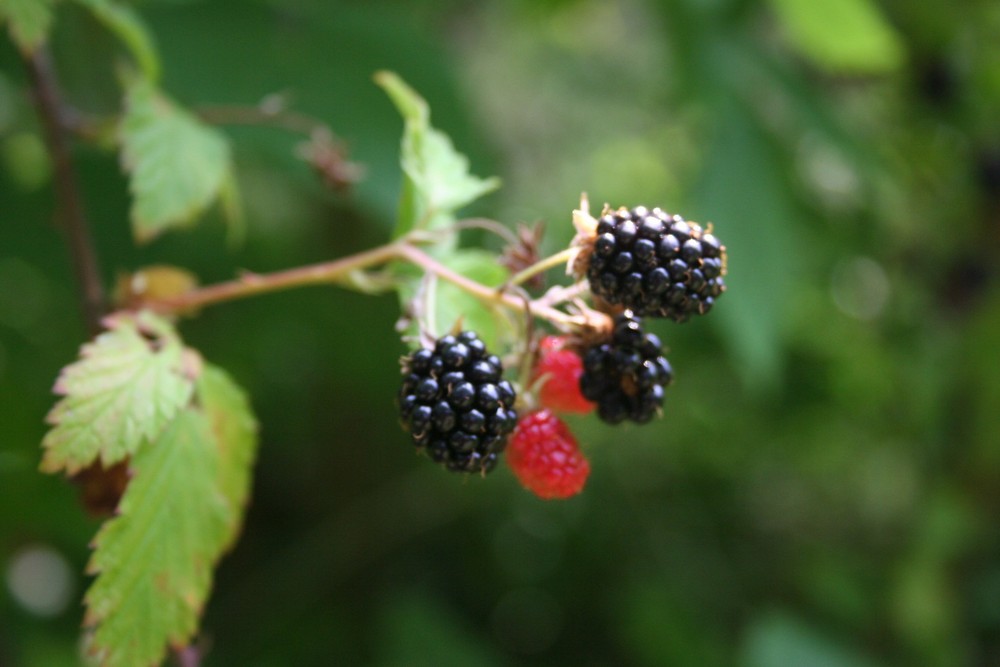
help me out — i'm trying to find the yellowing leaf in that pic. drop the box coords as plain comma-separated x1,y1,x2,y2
113,264,199,307
40,311,194,475
0,0,56,52
84,408,231,667
375,71,500,238
767,0,904,74
120,78,234,243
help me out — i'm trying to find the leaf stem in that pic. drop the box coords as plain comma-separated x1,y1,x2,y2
505,247,575,288
23,48,106,334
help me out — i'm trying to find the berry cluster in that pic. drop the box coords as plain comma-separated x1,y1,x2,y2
579,311,673,424
397,331,517,474
585,206,725,322
395,199,727,499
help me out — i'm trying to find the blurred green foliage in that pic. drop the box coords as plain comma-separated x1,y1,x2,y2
3,0,1000,665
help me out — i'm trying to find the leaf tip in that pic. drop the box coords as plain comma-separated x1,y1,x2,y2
372,69,394,86
374,70,428,123
37,454,61,475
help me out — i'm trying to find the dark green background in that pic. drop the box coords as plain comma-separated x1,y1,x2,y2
3,0,1000,665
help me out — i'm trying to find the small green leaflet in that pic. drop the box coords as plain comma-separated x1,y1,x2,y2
40,311,194,475
83,362,258,667
767,0,903,74
0,0,56,52
72,0,161,81
120,78,236,243
376,72,511,347
375,71,500,239
398,249,516,351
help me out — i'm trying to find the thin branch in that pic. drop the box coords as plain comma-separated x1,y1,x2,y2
148,239,595,330
23,48,105,334
149,241,407,313
196,99,328,137
450,218,520,245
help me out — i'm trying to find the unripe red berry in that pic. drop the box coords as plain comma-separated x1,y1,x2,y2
507,409,590,500
532,336,595,414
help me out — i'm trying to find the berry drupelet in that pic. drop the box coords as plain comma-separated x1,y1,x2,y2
581,204,726,323
579,311,673,424
397,331,518,474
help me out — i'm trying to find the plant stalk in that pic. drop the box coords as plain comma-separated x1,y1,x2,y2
23,48,105,334
149,240,589,329
150,242,406,313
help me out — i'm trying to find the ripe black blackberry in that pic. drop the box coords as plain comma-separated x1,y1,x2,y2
582,205,726,322
397,331,518,474
579,311,673,424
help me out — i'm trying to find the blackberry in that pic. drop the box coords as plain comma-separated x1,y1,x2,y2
397,331,518,474
584,206,726,322
579,311,673,424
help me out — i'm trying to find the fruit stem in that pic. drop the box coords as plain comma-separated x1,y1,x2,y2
395,245,583,327
505,247,575,288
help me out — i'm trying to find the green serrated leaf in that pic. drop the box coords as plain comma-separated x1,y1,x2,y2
40,311,194,475
375,71,500,239
84,408,231,667
72,0,160,81
398,249,515,351
197,364,258,553
120,78,234,243
0,0,56,52
767,0,904,74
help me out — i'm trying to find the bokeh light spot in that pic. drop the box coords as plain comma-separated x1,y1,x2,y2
5,544,75,618
831,256,890,320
